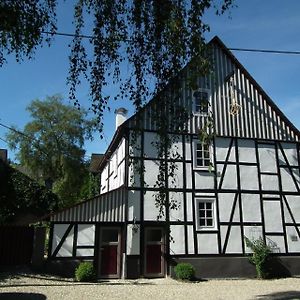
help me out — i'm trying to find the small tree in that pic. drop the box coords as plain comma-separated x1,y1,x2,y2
245,236,272,279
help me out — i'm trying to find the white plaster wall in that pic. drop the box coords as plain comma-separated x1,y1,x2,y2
218,193,238,223
280,168,299,192
240,165,259,190
286,226,300,252
168,162,184,189
126,224,140,255
263,201,283,233
170,225,185,255
100,165,108,194
144,132,161,158
194,172,215,189
76,248,94,256
215,138,235,162
185,136,192,160
285,195,300,223
258,144,277,173
128,159,141,188
129,132,141,157
238,139,256,163
217,164,237,189
128,190,141,221
185,163,192,189
77,225,95,246
186,193,193,222
278,143,298,166
52,224,74,257
221,225,243,254
169,192,184,221
266,236,285,253
197,233,218,254
244,226,263,253
187,225,195,254
144,160,160,188
169,135,183,160
241,194,261,222
143,191,165,221
261,174,279,191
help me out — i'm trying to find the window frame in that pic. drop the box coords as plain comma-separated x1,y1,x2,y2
196,198,217,231
193,140,212,170
192,88,211,116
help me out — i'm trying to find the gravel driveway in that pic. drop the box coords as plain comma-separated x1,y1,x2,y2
1,271,300,300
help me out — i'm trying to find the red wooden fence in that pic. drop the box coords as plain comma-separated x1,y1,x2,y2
0,226,34,266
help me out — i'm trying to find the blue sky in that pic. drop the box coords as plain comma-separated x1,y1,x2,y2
0,0,300,161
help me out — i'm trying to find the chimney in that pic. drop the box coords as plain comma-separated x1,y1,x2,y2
0,149,8,163
114,107,128,130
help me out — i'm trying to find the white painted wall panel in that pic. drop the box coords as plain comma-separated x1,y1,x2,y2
267,236,285,253
194,172,215,189
128,190,141,221
169,135,183,159
77,225,95,246
53,225,74,257
240,166,259,190
169,192,184,221
220,165,237,189
76,248,94,256
187,225,195,254
144,160,160,188
244,226,263,253
185,163,192,189
263,201,283,233
170,225,185,255
241,194,261,222
185,137,192,160
238,139,256,163
186,193,193,222
278,143,298,166
143,191,165,221
144,132,161,158
261,175,279,191
224,226,243,254
258,144,277,173
218,193,236,222
129,132,141,157
286,226,300,252
285,195,300,223
215,138,234,162
168,162,183,189
280,168,299,192
126,224,140,255
128,160,141,188
197,233,218,254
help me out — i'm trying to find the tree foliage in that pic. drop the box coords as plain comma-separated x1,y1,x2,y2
0,159,59,224
6,94,98,207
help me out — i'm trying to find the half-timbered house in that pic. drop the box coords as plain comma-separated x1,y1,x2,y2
47,36,300,279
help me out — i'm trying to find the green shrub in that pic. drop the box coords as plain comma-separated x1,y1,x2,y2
174,263,195,281
245,236,272,279
75,262,96,282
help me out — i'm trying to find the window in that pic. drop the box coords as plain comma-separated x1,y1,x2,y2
193,141,211,169
193,89,210,114
196,199,216,230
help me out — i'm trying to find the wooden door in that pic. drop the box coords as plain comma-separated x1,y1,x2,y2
144,227,165,277
98,227,121,278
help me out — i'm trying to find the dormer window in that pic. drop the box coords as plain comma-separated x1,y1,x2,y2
193,89,210,115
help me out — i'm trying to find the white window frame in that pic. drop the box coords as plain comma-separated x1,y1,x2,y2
193,141,212,170
196,198,217,231
192,88,211,116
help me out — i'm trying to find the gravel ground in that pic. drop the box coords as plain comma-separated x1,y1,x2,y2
1,271,300,300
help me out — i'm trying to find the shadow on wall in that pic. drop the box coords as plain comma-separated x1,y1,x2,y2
0,293,46,300
256,291,300,300
265,257,291,279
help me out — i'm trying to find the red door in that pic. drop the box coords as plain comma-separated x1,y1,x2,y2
98,227,121,278
144,228,165,277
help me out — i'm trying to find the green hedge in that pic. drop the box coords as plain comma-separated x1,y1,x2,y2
174,263,195,281
75,262,96,282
